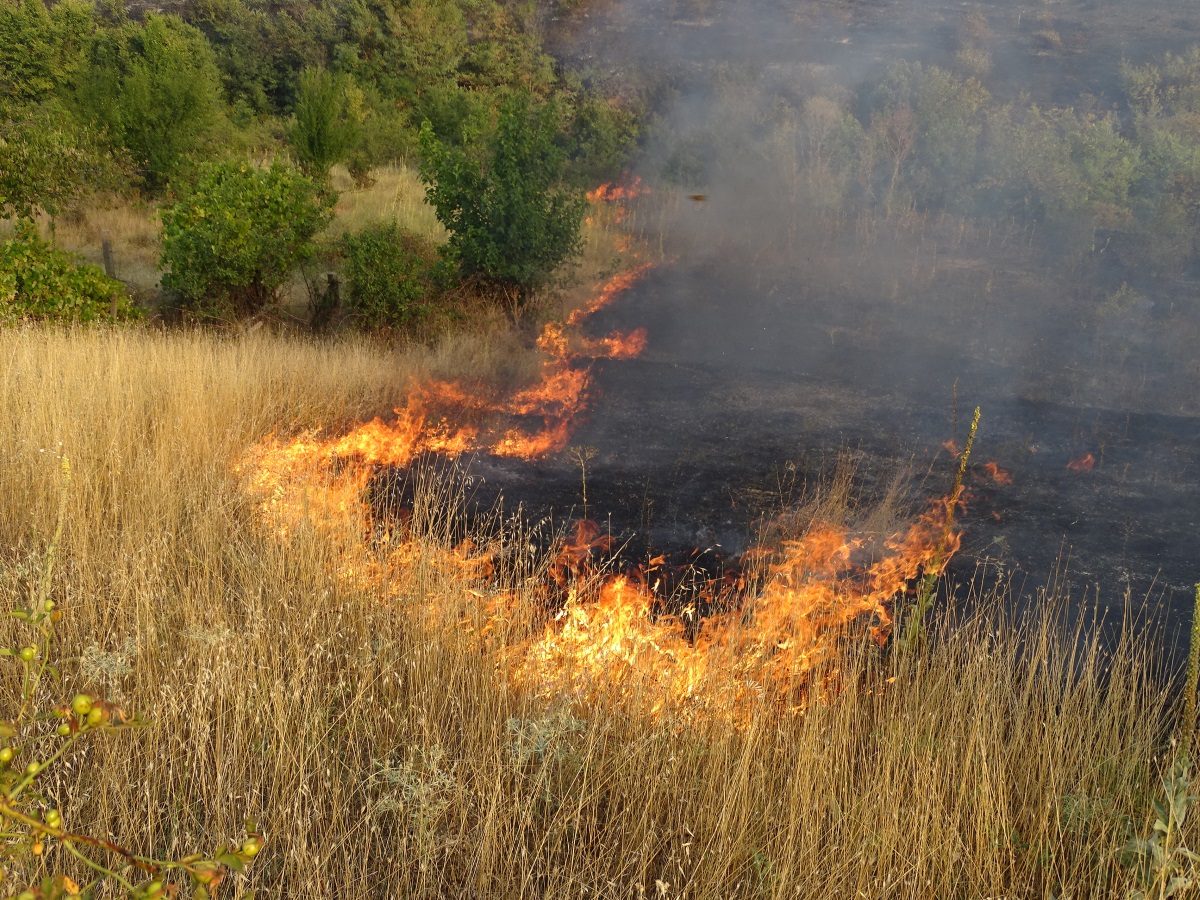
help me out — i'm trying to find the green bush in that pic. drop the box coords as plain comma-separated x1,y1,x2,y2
418,91,586,301
0,222,133,323
340,222,438,327
74,13,226,191
287,66,361,178
160,159,334,319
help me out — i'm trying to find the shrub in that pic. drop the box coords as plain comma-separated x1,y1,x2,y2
340,221,438,327
418,91,586,302
287,66,361,178
160,159,334,319
74,13,225,190
0,222,133,323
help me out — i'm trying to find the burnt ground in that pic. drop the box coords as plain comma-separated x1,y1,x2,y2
375,251,1200,668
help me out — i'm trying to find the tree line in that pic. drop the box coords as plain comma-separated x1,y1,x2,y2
0,0,633,323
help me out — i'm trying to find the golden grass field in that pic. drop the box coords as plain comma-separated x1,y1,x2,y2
0,318,1193,898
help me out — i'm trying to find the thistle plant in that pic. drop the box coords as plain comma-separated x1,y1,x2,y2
1120,755,1200,900
0,458,262,899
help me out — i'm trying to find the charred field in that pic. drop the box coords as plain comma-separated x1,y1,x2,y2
369,225,1200,667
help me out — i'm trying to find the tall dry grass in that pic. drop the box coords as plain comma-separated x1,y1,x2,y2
0,325,1189,898
326,164,446,242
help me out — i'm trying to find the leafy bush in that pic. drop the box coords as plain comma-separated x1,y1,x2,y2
160,159,334,319
0,222,133,323
73,13,226,190
287,66,361,178
0,104,127,222
340,222,438,327
418,91,586,300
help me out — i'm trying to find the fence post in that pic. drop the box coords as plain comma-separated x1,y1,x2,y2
101,230,117,319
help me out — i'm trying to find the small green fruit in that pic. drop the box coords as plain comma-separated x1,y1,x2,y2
86,707,104,726
71,693,93,716
44,600,54,611
241,837,262,857
25,761,40,776
18,646,36,662
45,808,61,827
57,722,71,736
0,747,13,763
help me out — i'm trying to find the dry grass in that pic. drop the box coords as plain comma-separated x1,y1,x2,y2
0,324,1190,898
326,163,447,242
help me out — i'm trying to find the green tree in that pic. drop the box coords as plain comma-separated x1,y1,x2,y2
160,160,334,319
74,14,225,190
418,91,585,300
288,66,360,177
183,0,335,114
0,104,126,221
0,0,93,112
869,62,989,211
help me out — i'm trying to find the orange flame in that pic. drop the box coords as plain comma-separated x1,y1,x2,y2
510,495,961,718
586,177,649,204
1067,452,1095,473
236,182,965,723
979,462,1012,485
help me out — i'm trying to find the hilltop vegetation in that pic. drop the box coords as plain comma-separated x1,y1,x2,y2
0,0,637,323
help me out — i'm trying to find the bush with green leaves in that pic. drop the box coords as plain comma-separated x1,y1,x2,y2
418,91,586,301
0,222,133,324
73,13,226,191
160,160,334,319
340,222,438,327
287,66,361,178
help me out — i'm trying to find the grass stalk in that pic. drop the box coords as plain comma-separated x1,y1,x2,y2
900,405,980,651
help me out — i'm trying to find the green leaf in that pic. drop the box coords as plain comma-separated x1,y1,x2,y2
218,852,245,872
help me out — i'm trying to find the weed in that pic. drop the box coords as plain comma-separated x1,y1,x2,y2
0,458,261,898
1120,756,1200,899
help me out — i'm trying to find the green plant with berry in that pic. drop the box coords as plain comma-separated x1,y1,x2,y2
0,457,262,899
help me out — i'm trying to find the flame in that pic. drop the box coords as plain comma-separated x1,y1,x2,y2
511,496,961,718
1067,452,1095,473
586,177,649,204
979,462,1012,485
235,183,966,723
237,258,657,530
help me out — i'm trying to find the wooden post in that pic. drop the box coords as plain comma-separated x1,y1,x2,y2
101,230,117,319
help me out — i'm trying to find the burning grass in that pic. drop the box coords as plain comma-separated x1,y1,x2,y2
0,323,1192,897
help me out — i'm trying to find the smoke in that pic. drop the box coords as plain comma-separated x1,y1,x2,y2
549,0,1200,656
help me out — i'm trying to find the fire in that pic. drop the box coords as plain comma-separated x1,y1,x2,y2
586,177,648,204
511,496,961,717
237,257,658,532
1067,452,1095,473
235,182,966,723
979,462,1012,485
